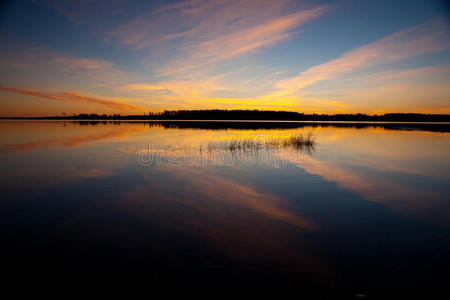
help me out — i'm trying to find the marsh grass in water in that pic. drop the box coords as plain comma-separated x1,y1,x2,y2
206,133,316,154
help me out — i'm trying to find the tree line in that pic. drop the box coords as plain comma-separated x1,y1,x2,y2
7,110,450,122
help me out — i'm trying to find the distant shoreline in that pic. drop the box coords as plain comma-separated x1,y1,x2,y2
1,110,450,122
2,118,450,125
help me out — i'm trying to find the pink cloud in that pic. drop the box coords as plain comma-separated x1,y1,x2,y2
0,86,145,112
110,0,326,76
277,18,450,92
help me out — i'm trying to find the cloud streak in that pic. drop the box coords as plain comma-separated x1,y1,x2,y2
276,18,450,93
111,0,326,76
0,86,145,112
157,6,326,76
0,46,136,87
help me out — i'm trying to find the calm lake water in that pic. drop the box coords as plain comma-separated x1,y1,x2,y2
1,120,449,295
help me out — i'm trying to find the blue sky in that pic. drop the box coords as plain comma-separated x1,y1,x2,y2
0,0,449,116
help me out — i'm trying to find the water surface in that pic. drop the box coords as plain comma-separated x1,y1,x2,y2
1,121,449,295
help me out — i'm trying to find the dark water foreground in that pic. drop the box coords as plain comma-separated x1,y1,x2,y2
0,121,449,297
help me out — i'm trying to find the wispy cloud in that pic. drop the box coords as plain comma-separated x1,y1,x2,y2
0,86,145,112
156,7,326,76
123,76,229,105
276,18,450,93
0,46,135,87
334,66,450,113
111,0,326,76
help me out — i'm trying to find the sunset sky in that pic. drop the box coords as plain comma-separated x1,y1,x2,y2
0,0,449,116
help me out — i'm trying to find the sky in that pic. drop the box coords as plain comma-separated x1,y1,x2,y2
0,0,449,116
